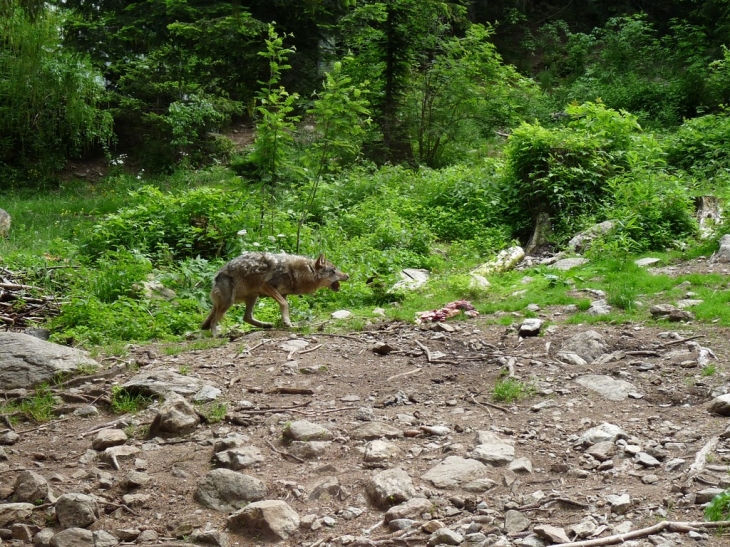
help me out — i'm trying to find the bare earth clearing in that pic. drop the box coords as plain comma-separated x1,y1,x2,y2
3,259,730,547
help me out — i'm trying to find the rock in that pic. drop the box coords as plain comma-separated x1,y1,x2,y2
587,299,612,315
308,477,341,502
193,385,222,403
550,258,588,271
508,457,533,474
558,330,607,364
384,497,434,523
213,446,265,470
92,531,118,547
519,318,543,337
569,517,597,539
189,528,229,547
283,420,333,441
470,443,515,466
55,493,99,528
534,524,571,544
91,429,127,451
606,493,631,514
585,441,616,462
11,471,51,503
392,269,430,292
101,445,140,470
473,246,525,276
713,233,730,262
696,488,725,504
0,333,99,389
372,342,395,355
288,441,332,459
194,469,267,512
708,394,730,416
137,529,158,542
33,528,55,546
350,422,402,440
427,528,463,546
331,310,352,320
121,369,209,397
11,523,40,543
227,500,299,541
0,430,19,445
575,375,637,401
365,468,416,508
422,456,489,488
0,503,34,527
50,528,94,547
635,452,661,468
568,221,616,252
576,423,627,447
148,392,200,436
649,304,694,322
635,257,661,267
364,440,403,464
119,471,150,490
504,510,531,534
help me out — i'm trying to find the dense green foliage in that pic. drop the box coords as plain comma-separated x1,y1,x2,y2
3,0,730,348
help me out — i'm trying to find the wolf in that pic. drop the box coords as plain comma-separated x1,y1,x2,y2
201,252,349,335
0,209,10,238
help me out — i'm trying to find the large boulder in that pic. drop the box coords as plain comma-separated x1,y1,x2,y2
0,333,99,389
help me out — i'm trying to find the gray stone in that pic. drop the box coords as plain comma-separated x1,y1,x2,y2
463,478,498,492
649,304,694,322
93,530,119,547
575,375,636,401
606,493,631,514
121,369,208,397
193,385,222,403
422,456,489,488
0,333,99,389
473,246,525,276
635,257,661,267
91,429,127,451
568,221,616,253
635,452,661,468
585,441,616,462
365,468,416,509
189,528,230,547
227,500,299,541
508,457,533,474
364,440,403,464
576,423,627,447
350,421,402,440
12,523,40,543
283,420,333,441
0,503,34,527
384,497,434,523
569,518,597,539
392,269,431,292
308,477,341,502
713,234,730,262
519,318,543,337
504,510,531,534
11,471,50,504
709,394,730,416
194,469,267,512
534,524,571,544
55,493,98,529
588,299,612,315
388,519,416,531
427,528,463,546
288,441,332,459
696,488,725,504
213,446,265,470
470,443,515,466
558,330,607,364
119,471,150,490
137,529,158,542
50,528,94,547
149,393,200,435
33,528,55,546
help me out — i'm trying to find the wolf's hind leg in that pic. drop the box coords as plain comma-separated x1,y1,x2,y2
243,295,274,328
201,280,235,336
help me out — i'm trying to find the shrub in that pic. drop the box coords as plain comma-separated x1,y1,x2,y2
666,113,730,183
81,185,255,261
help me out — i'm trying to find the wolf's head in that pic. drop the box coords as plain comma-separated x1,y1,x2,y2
315,254,349,291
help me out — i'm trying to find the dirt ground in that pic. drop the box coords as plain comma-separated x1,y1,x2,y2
3,259,730,547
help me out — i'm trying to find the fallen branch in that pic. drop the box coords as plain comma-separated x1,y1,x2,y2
688,435,720,478
297,344,322,355
552,520,730,547
386,368,422,382
660,334,705,348
414,340,434,362
469,393,509,414
265,439,305,463
266,387,314,395
235,401,312,415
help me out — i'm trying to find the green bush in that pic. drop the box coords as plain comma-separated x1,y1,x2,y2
501,102,643,242
666,113,730,183
81,185,254,261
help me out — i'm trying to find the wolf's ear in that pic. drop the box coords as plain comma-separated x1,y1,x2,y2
315,254,326,268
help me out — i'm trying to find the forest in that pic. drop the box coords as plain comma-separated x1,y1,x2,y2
2,0,730,346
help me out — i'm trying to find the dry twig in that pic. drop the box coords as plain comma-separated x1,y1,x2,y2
553,520,730,546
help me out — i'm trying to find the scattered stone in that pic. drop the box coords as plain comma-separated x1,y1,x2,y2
519,318,543,337
364,440,403,464
550,258,588,271
49,528,94,547
384,497,434,523
365,468,416,508
635,452,661,468
189,528,230,547
649,304,694,322
55,493,99,529
119,471,150,490
695,488,725,504
91,429,127,451
11,471,51,504
585,441,616,462
473,246,525,276
534,524,571,544
0,503,34,527
504,510,531,534
371,342,395,355
121,369,209,396
331,310,352,320
470,442,515,466
148,392,200,436
350,422,402,440
635,257,661,267
712,233,730,262
227,500,299,541
508,457,533,474
708,394,730,416
568,221,616,253
576,423,627,447
422,456,489,489
392,269,431,292
575,375,637,401
427,528,463,546
194,469,267,512
213,446,265,470
606,493,631,514
193,385,222,403
0,332,99,389
558,330,608,364
283,420,333,441
288,441,332,459
588,299,612,315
